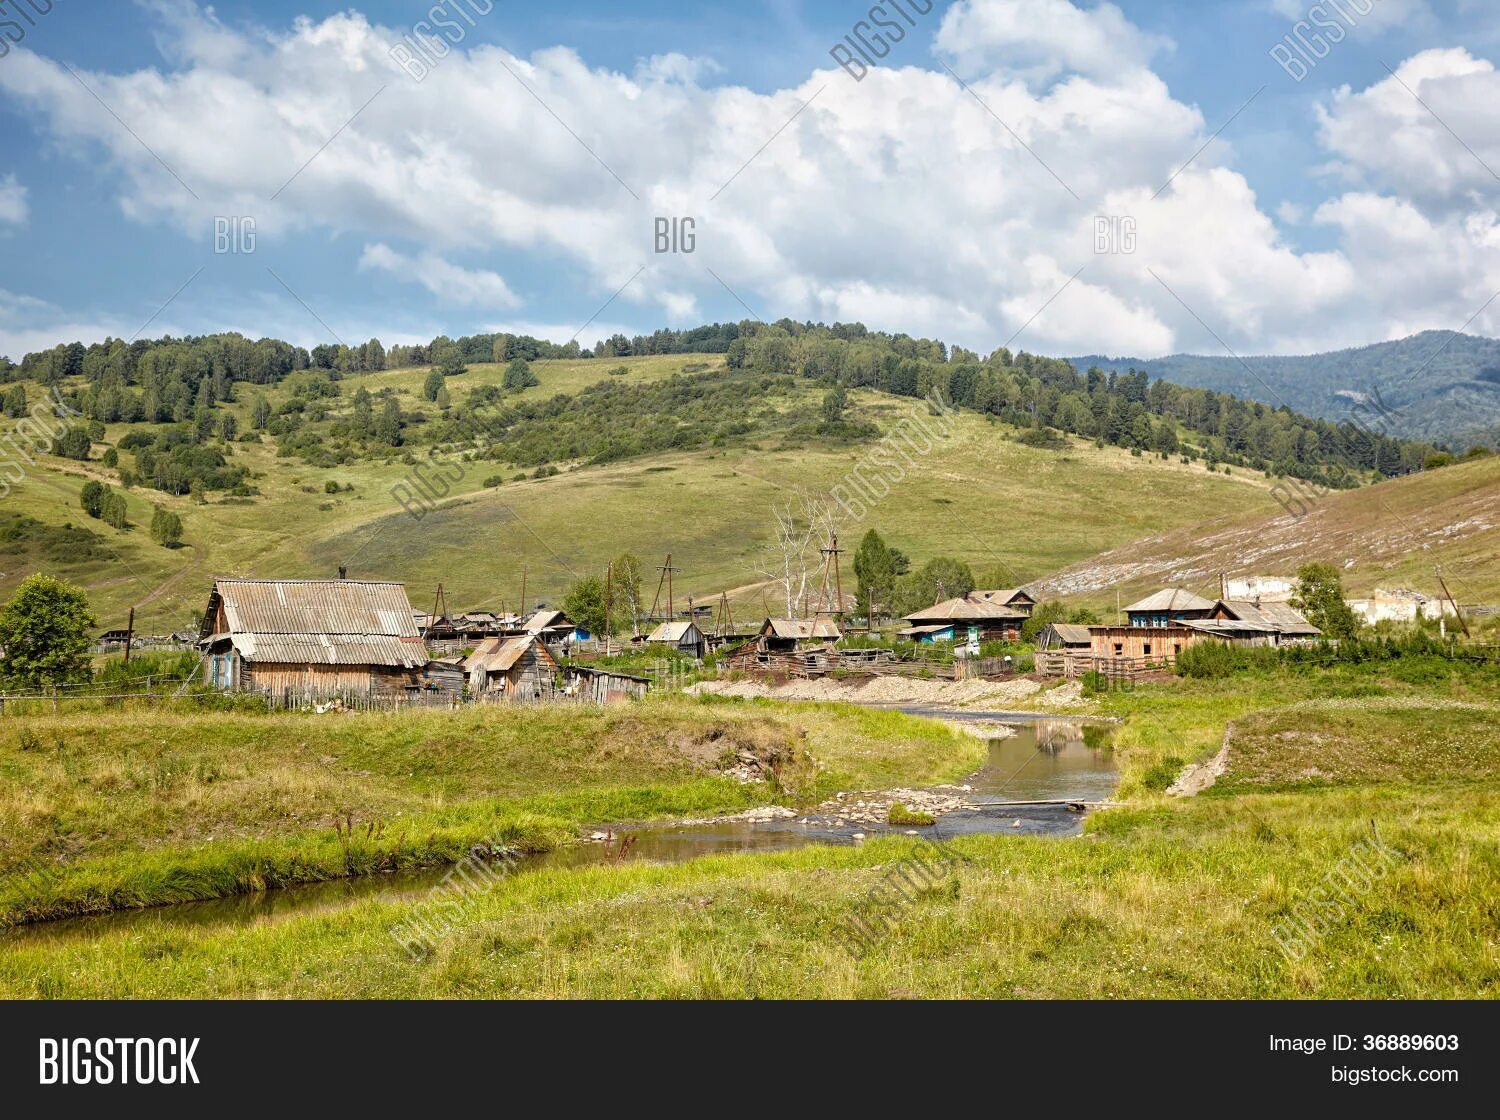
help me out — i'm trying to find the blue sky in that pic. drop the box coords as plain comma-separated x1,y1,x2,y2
1,0,1498,360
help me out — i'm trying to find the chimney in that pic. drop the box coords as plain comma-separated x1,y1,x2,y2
338,566,347,580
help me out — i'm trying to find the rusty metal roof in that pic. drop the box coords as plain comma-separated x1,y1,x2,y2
200,579,427,668
761,618,843,640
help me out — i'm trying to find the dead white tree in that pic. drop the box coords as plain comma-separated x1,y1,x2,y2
758,489,839,618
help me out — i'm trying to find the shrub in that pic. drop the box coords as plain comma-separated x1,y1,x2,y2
150,507,184,548
1175,641,1241,679
1141,756,1185,792
888,803,935,826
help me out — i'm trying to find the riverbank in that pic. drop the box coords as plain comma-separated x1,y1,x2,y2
688,674,1090,709
0,698,985,926
2,695,1494,997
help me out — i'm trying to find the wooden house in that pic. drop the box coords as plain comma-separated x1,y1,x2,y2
645,620,708,659
1123,589,1216,628
756,618,843,653
1210,599,1321,642
464,634,561,699
198,578,428,697
1086,625,1199,663
900,589,1034,643
519,609,579,645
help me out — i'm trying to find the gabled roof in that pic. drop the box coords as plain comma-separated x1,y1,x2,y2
761,618,843,640
1216,599,1321,636
647,621,702,642
199,578,426,668
973,588,1036,606
1181,618,1281,636
463,634,559,674
904,594,1028,623
1124,588,1217,614
523,609,572,633
1043,623,1093,644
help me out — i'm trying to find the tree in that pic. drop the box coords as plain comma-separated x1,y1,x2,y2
821,383,848,423
0,574,97,688
252,395,272,431
376,396,403,445
101,490,130,529
150,506,184,548
503,358,538,390
610,552,645,635
219,413,238,441
893,557,975,616
79,480,105,519
852,529,904,623
758,489,838,618
435,348,468,379
423,369,445,402
350,388,374,438
101,447,119,468
562,575,608,638
52,428,91,460
1291,562,1360,640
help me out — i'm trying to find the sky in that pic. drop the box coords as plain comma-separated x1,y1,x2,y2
1,0,1498,361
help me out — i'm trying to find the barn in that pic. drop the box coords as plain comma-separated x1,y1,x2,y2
198,578,428,698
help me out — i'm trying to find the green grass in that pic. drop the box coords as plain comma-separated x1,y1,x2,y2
0,696,981,925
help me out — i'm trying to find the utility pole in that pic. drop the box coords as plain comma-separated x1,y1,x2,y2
604,561,613,655
817,532,845,620
519,566,528,620
1435,566,1471,638
123,606,135,665
649,554,680,623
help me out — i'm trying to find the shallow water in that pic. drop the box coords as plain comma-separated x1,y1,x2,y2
3,715,1116,946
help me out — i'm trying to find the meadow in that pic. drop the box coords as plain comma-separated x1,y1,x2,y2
0,655,1495,997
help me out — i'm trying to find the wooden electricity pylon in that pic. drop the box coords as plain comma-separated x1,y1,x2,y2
604,560,614,654
815,533,846,620
429,583,450,626
648,553,680,623
714,592,735,641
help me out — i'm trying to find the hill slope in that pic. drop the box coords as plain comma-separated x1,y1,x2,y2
1033,454,1500,609
1070,332,1500,447
0,355,1279,630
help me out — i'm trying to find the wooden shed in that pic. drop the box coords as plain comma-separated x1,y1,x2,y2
1037,622,1092,651
464,634,561,700
756,617,843,653
569,666,651,704
645,620,707,659
197,578,427,698
421,656,467,697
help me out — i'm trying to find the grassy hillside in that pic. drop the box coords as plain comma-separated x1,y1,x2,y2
1,354,1280,630
1033,453,1500,609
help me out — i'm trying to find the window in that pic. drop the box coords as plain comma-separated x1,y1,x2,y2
1174,643,1182,655
1143,643,1152,656
1113,643,1123,656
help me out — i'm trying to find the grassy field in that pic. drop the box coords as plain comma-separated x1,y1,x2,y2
0,697,981,925
1,352,1281,631
0,659,1495,997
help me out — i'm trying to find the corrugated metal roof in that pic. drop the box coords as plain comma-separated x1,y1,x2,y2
1045,623,1093,644
763,618,843,640
524,610,571,633
905,594,1028,623
1124,588,1217,613
202,579,427,668
647,621,701,642
1217,599,1321,635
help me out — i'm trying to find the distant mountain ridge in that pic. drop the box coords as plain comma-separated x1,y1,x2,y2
1067,331,1500,448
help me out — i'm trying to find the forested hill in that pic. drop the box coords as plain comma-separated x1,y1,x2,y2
1070,331,1500,449
3,319,1464,510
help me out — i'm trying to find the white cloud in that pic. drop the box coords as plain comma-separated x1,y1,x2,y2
0,176,27,225
0,0,1497,359
358,243,521,309
1317,49,1500,216
936,0,1172,80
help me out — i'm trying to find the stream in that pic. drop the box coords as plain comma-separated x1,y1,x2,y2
3,715,1116,946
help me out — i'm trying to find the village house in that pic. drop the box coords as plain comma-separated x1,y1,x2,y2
1122,589,1217,628
463,634,561,700
900,588,1036,643
198,578,428,697
520,609,584,644
645,620,708,659
755,617,843,653
421,656,467,697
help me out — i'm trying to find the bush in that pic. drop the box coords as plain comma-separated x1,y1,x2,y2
1175,641,1241,679
150,507,184,548
324,479,341,494
1141,756,1185,792
888,803,935,826
482,475,504,488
